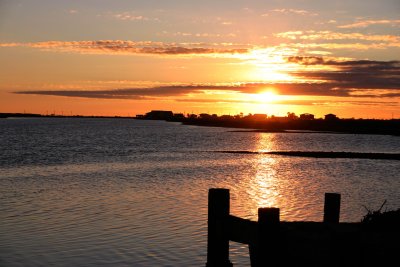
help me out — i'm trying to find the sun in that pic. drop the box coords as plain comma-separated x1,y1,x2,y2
257,90,280,103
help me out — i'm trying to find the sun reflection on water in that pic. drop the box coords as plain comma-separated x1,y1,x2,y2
255,132,277,152
230,132,326,222
230,133,284,220
252,155,279,210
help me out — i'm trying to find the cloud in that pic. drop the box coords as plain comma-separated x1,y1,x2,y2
0,43,21,47
264,8,318,16
115,14,149,21
174,98,323,106
21,57,400,100
14,57,400,100
221,21,233,26
276,30,400,43
176,98,399,107
338,19,400,29
14,85,223,99
13,84,334,101
275,31,304,39
101,12,160,22
14,83,400,106
158,31,237,38
14,85,238,100
275,30,400,52
0,40,248,56
286,56,325,65
286,42,400,50
288,56,400,66
286,58,400,94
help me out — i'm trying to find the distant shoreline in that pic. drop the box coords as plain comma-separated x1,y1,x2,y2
2,112,399,136
211,150,400,160
0,113,134,119
180,118,400,136
228,129,399,135
135,110,400,136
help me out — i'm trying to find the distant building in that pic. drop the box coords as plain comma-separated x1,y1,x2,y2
145,110,173,120
300,113,315,120
188,114,198,119
199,113,212,119
269,115,288,122
173,113,185,119
252,114,268,121
220,115,233,120
287,112,298,120
324,113,339,121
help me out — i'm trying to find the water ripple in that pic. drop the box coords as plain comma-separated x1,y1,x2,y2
1,119,399,266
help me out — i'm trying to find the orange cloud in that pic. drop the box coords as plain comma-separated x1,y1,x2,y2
14,58,400,100
0,40,248,56
276,30,400,43
100,11,161,22
338,19,400,29
287,42,400,50
158,31,237,38
264,8,318,16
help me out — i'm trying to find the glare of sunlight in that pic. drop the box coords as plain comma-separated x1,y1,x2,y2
256,90,281,103
234,47,299,82
241,133,280,219
251,138,279,209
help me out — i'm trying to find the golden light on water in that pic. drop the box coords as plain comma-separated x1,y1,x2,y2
231,133,282,220
252,156,280,209
251,133,280,209
231,132,317,221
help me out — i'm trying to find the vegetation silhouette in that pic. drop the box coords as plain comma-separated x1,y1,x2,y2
136,110,400,136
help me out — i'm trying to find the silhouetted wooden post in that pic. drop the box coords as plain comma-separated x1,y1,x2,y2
250,207,281,267
323,193,341,223
324,193,342,266
206,188,232,267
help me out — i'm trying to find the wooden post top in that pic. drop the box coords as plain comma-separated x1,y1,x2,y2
258,207,280,225
324,193,341,223
209,188,230,194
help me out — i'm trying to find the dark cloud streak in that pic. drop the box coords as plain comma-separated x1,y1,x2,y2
14,59,400,100
1,40,249,55
288,58,400,92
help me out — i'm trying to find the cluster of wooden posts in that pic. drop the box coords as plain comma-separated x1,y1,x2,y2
205,188,395,267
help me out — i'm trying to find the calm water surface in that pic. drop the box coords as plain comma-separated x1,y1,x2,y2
1,118,399,266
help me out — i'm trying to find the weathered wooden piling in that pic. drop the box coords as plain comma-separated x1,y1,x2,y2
206,188,351,267
323,193,341,223
206,188,233,267
250,208,281,267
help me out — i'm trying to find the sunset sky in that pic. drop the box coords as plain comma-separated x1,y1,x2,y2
0,0,399,118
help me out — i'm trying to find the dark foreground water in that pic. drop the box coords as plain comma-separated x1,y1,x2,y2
1,118,399,266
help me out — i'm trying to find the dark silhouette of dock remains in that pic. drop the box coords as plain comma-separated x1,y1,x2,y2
206,188,397,267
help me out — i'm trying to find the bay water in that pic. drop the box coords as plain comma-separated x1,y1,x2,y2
1,118,399,266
